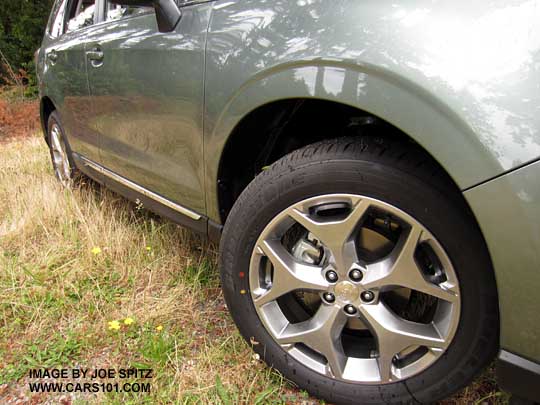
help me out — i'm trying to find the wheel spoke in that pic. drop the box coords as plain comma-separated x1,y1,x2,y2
287,198,370,273
360,301,446,382
50,126,71,184
62,159,71,180
253,239,328,306
51,128,63,153
277,304,348,378
53,153,63,166
363,225,457,302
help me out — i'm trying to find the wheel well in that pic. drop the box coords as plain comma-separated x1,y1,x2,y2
217,98,451,223
40,96,56,144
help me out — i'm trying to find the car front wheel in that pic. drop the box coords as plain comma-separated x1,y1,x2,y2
220,137,499,404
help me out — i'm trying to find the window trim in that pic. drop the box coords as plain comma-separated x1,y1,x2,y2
45,0,58,36
46,0,103,40
46,0,70,39
101,0,215,25
63,0,99,35
103,1,155,25
180,0,215,7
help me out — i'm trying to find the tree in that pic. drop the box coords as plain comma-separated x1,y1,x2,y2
0,0,54,95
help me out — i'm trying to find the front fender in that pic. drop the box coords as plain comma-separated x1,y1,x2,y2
204,59,498,222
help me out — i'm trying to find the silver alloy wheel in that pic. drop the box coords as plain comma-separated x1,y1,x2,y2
249,194,460,384
50,123,72,187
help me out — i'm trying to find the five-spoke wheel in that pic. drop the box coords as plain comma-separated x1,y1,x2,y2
249,194,460,383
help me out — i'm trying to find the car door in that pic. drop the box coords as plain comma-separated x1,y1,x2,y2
84,0,213,215
41,0,102,165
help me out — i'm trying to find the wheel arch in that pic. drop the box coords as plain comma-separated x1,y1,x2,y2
207,61,499,225
40,95,57,145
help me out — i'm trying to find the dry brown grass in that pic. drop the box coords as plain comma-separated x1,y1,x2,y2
0,90,40,142
0,136,310,404
0,99,509,404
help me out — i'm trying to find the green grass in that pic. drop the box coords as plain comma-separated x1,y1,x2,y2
0,135,510,404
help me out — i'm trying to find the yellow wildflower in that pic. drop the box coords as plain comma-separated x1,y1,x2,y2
91,247,102,255
108,320,120,330
156,325,163,332
146,246,152,251
124,317,134,326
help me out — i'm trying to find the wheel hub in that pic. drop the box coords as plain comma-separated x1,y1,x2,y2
334,281,358,303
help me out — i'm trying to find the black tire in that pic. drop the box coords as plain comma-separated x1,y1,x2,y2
219,137,499,404
47,111,78,185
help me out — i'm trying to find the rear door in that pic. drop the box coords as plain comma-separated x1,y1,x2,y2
85,1,213,215
41,0,102,164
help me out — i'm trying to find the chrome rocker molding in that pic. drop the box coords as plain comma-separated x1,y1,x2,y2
77,154,202,221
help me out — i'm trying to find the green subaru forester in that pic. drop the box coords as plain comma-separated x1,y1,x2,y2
37,0,540,403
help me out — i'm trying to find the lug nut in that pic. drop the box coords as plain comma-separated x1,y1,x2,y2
325,270,338,283
322,292,335,303
344,304,357,315
349,269,363,282
361,291,375,303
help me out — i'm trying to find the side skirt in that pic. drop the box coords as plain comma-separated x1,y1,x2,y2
72,153,214,238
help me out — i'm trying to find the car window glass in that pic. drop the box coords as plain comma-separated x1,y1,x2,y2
106,4,153,23
66,0,97,33
48,0,69,38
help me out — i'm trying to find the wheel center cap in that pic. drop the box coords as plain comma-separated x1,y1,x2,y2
334,281,359,302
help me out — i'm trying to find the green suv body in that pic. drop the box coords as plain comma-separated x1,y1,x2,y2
38,0,540,403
